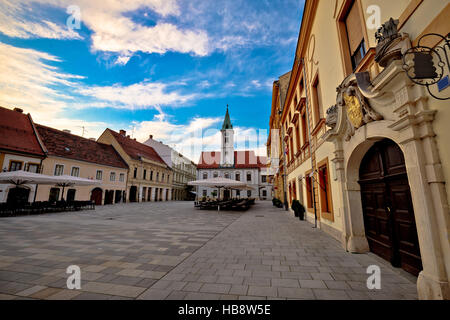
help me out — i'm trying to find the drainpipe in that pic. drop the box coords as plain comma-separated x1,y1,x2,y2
301,58,318,228
280,123,289,211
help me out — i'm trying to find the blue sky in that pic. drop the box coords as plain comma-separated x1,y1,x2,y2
0,0,304,161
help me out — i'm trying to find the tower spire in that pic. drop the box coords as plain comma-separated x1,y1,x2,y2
222,104,233,130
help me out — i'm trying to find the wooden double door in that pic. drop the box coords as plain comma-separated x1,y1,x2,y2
359,139,422,276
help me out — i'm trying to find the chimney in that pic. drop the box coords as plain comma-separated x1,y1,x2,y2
119,130,126,136
149,135,153,140
63,129,71,134
13,108,23,113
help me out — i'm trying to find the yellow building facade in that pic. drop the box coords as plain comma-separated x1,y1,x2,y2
268,71,291,204
271,0,450,299
98,129,173,203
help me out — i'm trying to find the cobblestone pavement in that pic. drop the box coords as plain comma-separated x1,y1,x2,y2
0,201,418,300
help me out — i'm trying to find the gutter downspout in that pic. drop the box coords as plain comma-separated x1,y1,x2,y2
301,58,318,228
281,120,289,211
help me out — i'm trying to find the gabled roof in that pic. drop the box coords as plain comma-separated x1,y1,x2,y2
197,151,266,169
36,125,128,169
107,129,168,167
221,106,233,130
0,106,46,157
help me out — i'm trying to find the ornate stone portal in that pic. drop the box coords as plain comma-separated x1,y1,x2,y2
335,79,383,141
324,19,450,300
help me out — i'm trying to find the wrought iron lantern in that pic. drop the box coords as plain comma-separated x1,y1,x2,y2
402,33,449,100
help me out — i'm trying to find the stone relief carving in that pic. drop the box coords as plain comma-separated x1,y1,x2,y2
375,18,411,67
326,79,383,141
326,105,338,129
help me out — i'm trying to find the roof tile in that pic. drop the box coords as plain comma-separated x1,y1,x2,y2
198,151,266,169
36,125,128,169
107,129,168,167
0,106,45,157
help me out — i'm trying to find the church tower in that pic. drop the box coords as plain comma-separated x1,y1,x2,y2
220,105,234,167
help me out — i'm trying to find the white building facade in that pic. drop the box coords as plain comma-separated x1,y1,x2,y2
197,107,268,200
144,136,197,201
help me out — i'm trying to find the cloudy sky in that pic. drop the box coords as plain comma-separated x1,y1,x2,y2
0,0,304,161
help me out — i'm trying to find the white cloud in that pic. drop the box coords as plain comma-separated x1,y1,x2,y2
115,55,132,66
0,41,200,139
129,107,268,162
0,0,209,59
78,81,196,109
0,0,82,40
130,108,222,161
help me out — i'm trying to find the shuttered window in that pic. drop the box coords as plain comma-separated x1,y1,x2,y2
345,1,366,69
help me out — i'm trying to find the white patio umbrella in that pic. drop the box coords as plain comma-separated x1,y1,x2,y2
0,170,61,186
188,177,248,211
188,177,247,189
54,175,101,201
0,171,100,202
0,170,68,203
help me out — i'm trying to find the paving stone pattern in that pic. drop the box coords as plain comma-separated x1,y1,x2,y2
0,201,418,300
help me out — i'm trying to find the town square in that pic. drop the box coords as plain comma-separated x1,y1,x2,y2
0,0,449,305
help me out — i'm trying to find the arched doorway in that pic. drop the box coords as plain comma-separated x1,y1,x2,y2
359,139,422,276
90,188,103,206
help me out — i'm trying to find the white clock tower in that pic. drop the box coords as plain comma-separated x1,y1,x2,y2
220,105,234,167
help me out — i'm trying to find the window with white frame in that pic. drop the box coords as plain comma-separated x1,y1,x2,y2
203,172,208,180
71,167,80,177
27,163,39,173
54,164,64,176
213,172,218,178
119,173,125,182
96,170,103,180
110,172,116,181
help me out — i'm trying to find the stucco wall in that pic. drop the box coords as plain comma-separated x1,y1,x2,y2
35,156,127,202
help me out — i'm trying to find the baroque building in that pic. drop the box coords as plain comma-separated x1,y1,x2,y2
98,129,173,202
269,0,450,299
268,71,291,205
197,107,267,199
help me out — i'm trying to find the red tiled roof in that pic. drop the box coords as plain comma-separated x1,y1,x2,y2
198,151,267,169
0,106,46,157
36,125,128,169
107,129,168,166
